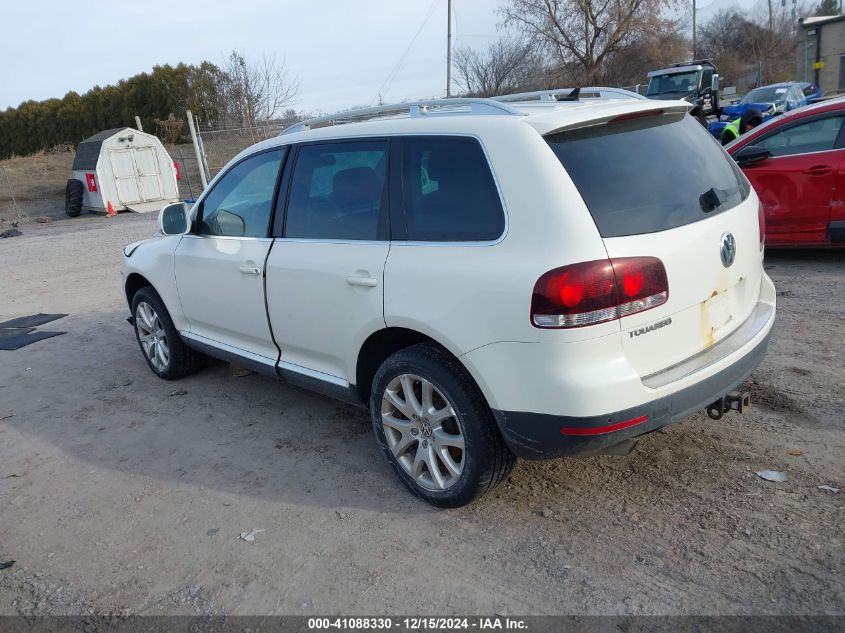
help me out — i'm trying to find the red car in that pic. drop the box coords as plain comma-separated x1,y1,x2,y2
727,96,845,247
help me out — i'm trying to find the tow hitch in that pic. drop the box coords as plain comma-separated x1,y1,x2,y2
707,391,751,420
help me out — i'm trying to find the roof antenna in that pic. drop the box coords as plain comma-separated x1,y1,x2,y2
556,88,580,101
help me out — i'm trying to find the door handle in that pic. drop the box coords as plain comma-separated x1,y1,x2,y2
346,276,378,287
239,266,262,275
803,165,833,176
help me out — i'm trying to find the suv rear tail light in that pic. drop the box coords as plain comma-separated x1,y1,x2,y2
758,202,765,251
531,257,668,328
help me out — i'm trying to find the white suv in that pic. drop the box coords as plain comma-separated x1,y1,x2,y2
122,95,776,507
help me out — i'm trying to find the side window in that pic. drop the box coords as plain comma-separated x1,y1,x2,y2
284,141,388,240
401,136,505,242
701,68,713,92
754,116,844,157
199,149,284,237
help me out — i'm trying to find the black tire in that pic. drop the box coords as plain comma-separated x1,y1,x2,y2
130,286,205,380
64,179,83,217
370,343,516,507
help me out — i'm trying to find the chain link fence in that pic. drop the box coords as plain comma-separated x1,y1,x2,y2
198,123,284,177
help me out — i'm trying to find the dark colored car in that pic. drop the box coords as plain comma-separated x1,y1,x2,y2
727,97,845,247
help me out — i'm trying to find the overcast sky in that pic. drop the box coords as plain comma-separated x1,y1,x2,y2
1,0,773,116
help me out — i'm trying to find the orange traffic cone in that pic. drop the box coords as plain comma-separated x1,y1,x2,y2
107,201,116,217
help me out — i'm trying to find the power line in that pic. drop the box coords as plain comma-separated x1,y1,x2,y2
375,0,439,104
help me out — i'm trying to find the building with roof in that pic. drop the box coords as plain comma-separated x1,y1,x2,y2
797,14,845,96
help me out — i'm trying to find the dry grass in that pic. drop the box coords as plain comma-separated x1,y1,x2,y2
0,148,75,222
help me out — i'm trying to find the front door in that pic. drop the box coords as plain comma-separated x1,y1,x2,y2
109,149,142,205
265,140,390,384
175,148,286,360
744,114,845,245
133,146,163,201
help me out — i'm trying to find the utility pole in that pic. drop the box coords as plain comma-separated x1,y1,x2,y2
446,0,452,98
692,0,696,59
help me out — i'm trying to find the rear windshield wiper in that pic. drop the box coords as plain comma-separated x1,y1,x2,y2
699,186,739,212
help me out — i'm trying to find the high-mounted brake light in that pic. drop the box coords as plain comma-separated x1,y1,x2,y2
531,257,668,328
610,109,664,123
758,202,766,251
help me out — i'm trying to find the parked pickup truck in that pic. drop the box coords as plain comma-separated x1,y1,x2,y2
122,95,776,507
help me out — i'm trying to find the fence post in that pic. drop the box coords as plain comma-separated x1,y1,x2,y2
178,148,195,201
1,165,21,220
186,109,208,190
194,113,211,182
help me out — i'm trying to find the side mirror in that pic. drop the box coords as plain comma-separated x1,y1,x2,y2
158,202,191,235
733,144,771,167
711,73,720,93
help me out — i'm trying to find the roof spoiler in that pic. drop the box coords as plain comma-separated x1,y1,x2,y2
539,103,691,137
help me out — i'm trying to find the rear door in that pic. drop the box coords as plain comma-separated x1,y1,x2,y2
265,140,390,384
546,111,762,378
108,149,142,204
743,113,844,245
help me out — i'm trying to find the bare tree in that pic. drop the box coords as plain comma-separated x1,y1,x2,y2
219,51,299,128
500,0,676,85
698,5,803,89
453,38,543,96
746,2,800,84
603,28,689,87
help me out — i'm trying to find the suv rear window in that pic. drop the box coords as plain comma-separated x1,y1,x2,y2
546,113,750,238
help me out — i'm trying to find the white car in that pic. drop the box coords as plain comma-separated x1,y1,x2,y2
122,95,776,507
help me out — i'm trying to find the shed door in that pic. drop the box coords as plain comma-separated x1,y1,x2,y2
108,149,142,204
133,146,163,201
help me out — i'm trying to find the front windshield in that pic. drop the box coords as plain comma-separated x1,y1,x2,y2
647,71,700,96
743,86,787,104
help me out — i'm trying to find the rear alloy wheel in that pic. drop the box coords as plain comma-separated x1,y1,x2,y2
370,343,516,507
381,373,465,492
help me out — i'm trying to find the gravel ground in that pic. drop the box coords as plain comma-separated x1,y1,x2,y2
0,212,842,616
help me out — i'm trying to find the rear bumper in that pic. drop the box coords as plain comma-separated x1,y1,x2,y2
485,275,776,459
492,324,771,458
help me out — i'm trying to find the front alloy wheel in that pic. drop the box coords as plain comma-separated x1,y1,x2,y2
381,374,465,491
130,286,205,380
135,301,170,372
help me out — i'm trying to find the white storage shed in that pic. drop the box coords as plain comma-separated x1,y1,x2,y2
69,128,179,214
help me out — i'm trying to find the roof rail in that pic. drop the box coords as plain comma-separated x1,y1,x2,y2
491,88,581,103
281,98,520,135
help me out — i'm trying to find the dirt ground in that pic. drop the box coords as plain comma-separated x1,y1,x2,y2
0,212,842,616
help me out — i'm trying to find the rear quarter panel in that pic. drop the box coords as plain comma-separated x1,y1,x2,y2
383,120,611,356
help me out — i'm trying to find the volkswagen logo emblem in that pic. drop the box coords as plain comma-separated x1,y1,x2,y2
720,233,736,268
